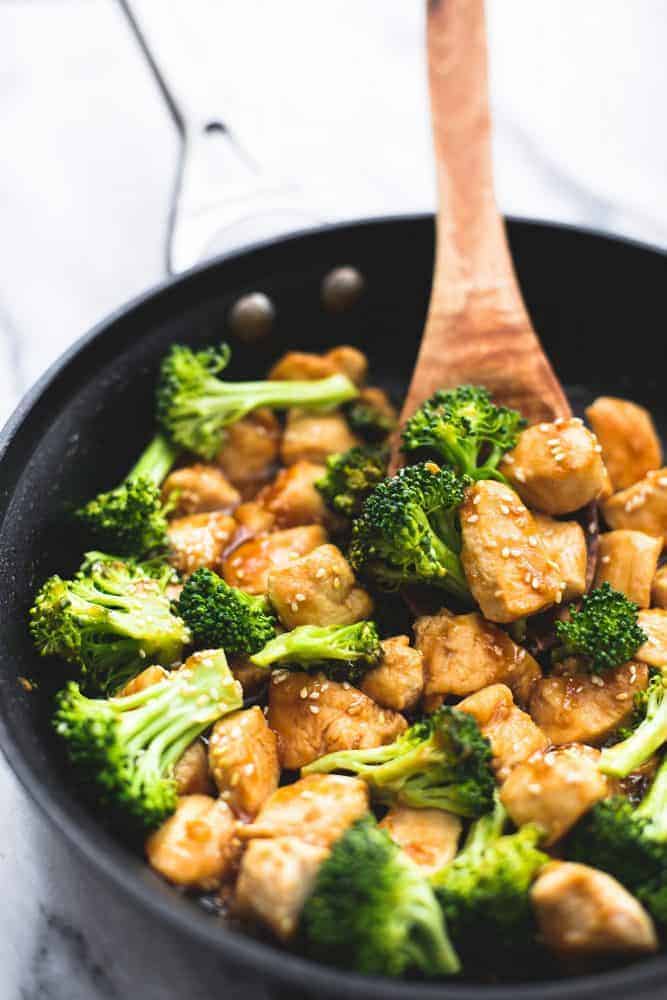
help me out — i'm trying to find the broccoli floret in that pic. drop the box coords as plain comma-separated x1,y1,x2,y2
401,385,525,483
75,434,178,558
30,552,190,694
300,814,460,977
303,706,495,818
568,757,667,924
53,649,242,833
431,796,548,967
553,583,647,674
600,672,667,777
157,342,358,461
250,621,382,685
345,399,397,443
177,568,276,655
316,445,388,519
349,462,471,600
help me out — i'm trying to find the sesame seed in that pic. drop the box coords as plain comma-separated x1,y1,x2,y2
531,577,540,590
591,675,604,687
315,567,326,579
300,687,309,699
616,693,629,701
547,438,560,446
467,514,479,523
659,477,667,488
295,592,306,602
503,454,514,465
291,601,299,612
528,535,538,546
501,547,510,558
601,555,611,564
555,418,566,427
515,469,526,483
588,522,597,534
528,782,542,794
524,573,532,584
333,577,341,589
511,548,521,557
594,444,603,453
310,690,320,699
244,763,255,775
572,417,583,426
309,705,320,715
539,423,550,432
500,504,510,515
473,494,482,504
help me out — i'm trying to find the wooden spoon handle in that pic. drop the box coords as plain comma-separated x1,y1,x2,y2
400,0,569,426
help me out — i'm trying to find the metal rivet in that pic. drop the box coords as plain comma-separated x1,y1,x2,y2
321,266,365,313
228,292,276,342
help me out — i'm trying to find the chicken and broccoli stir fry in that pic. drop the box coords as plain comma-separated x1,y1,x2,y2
30,342,667,981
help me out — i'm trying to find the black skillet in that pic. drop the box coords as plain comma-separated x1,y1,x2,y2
0,214,665,1000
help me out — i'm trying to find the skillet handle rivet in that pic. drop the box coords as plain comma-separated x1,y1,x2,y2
228,292,276,342
321,267,365,313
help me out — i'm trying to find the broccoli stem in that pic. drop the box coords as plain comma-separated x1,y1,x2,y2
636,756,667,841
127,433,179,486
193,373,357,422
422,517,470,599
600,679,667,778
250,623,376,669
401,875,462,975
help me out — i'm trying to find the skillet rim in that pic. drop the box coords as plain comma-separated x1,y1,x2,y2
0,212,666,1000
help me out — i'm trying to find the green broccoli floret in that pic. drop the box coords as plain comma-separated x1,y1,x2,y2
553,583,647,674
157,342,358,461
568,756,667,924
316,445,388,519
600,672,667,777
177,568,276,655
53,649,242,833
345,398,397,443
431,796,548,967
401,385,525,483
303,706,495,818
349,462,471,600
300,814,460,977
250,621,382,685
30,552,190,694
75,434,178,558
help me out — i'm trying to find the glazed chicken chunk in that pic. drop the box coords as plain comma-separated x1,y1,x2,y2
457,684,548,781
499,418,608,515
360,635,424,713
216,408,281,499
500,744,609,845
651,565,667,609
209,706,280,819
167,511,236,576
162,463,240,517
636,609,667,668
223,525,327,595
174,740,213,796
533,513,587,602
602,468,667,545
267,543,373,629
379,806,462,876
585,396,662,491
529,660,649,746
267,671,406,770
145,795,240,891
532,862,658,959
593,530,662,608
232,500,276,537
414,609,541,711
269,346,368,386
255,460,336,530
460,480,563,622
281,408,358,466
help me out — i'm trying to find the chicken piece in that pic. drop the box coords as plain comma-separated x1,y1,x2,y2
233,501,276,537
145,795,240,891
585,396,662,491
216,408,281,500
267,543,373,629
594,530,662,609
239,773,369,847
255,461,336,530
457,684,548,781
222,525,327,595
602,469,667,546
414,609,541,712
230,654,270,697
209,707,279,819
652,565,667,609
162,464,240,517
636,609,667,668
533,513,587,602
531,862,658,959
236,837,328,940
269,346,367,386
360,635,424,712
460,481,563,623
379,807,461,876
529,660,649,746
119,664,167,697
281,408,359,466
168,511,236,576
174,740,213,796
267,671,407,770
500,744,609,845
499,418,608,515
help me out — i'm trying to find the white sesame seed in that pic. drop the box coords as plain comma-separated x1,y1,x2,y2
531,577,540,590
309,705,320,715
295,592,306,602
591,675,604,687
500,504,510,515
333,577,341,589
291,601,299,612
300,687,309,699
547,438,560,446
528,535,538,547
515,469,526,483
501,547,510,558
539,423,551,432
467,514,479,523
616,693,629,701
601,555,611,564
315,567,326,579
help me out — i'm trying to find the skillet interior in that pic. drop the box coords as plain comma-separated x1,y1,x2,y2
0,214,666,1000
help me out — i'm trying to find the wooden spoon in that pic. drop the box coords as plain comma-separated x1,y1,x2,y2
397,0,570,440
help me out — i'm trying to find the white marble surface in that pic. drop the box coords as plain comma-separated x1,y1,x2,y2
0,2,666,997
